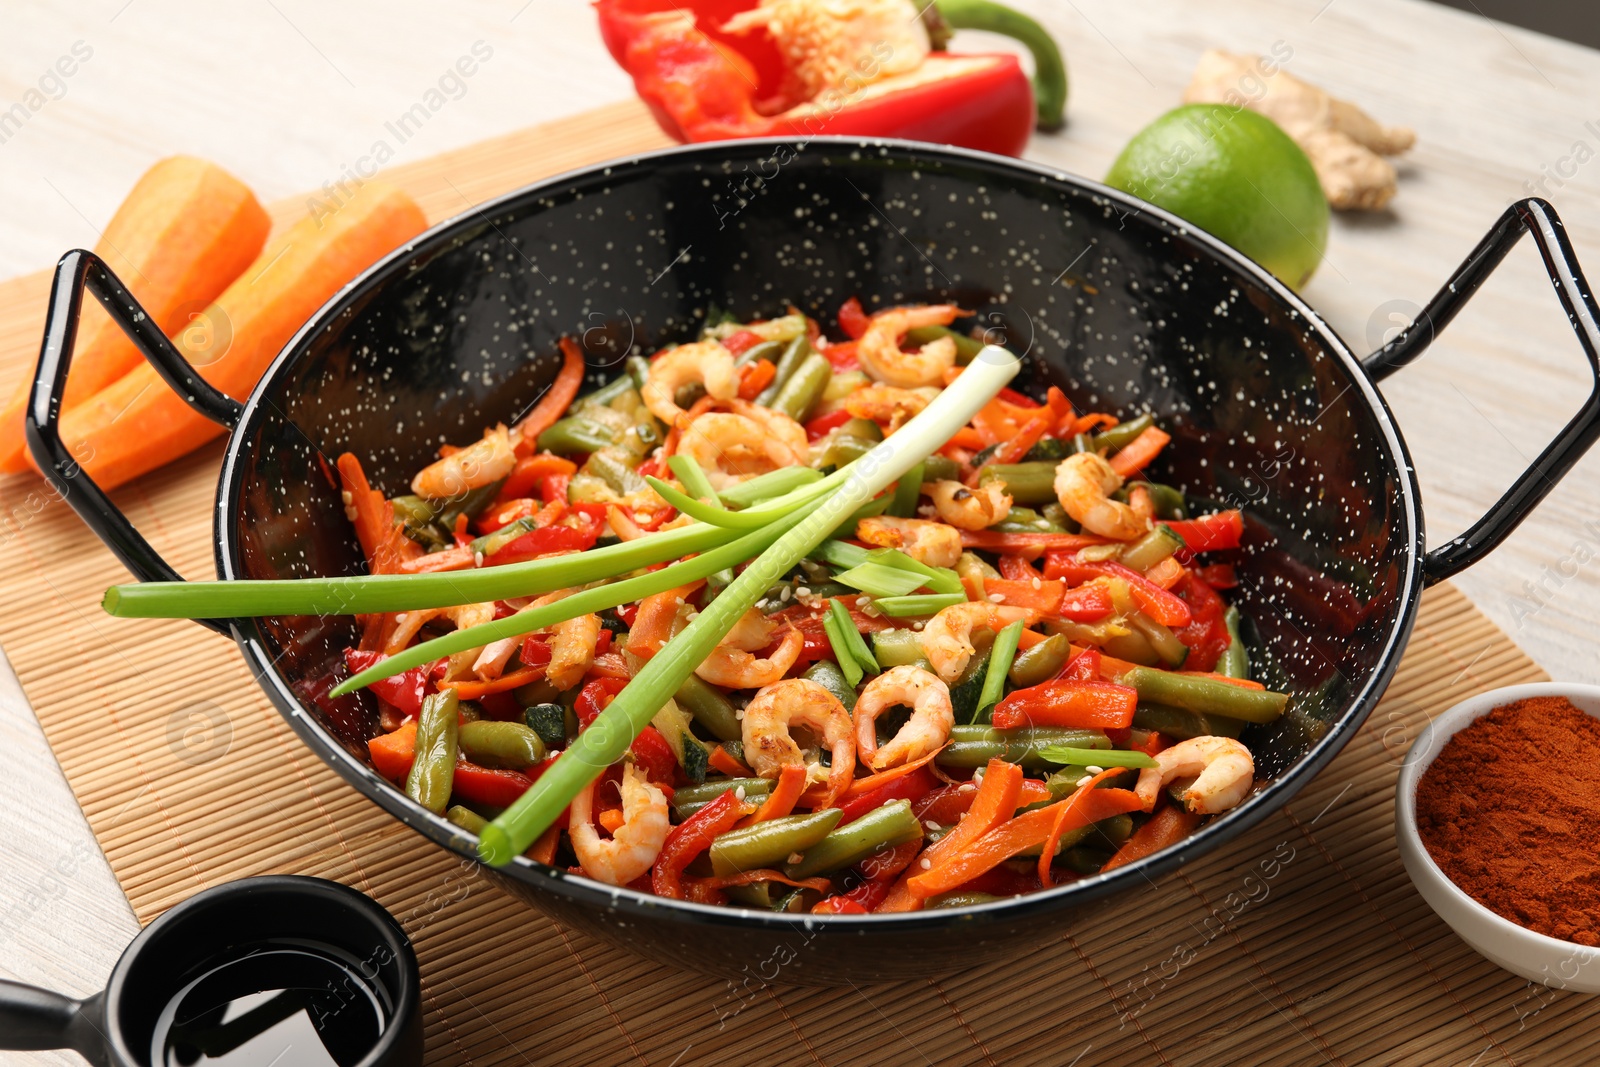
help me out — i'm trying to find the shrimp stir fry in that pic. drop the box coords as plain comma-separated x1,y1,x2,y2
348,296,1280,913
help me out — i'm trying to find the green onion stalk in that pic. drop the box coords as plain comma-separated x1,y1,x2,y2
477,345,1021,865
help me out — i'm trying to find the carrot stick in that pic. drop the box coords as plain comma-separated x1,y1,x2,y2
513,337,585,449
1102,805,1203,872
0,157,270,472
49,181,426,490
1039,768,1122,887
625,581,703,660
837,749,941,801
739,764,806,826
439,665,545,699
917,759,1022,871
708,744,752,778
336,453,420,575
1108,427,1172,477
526,824,562,865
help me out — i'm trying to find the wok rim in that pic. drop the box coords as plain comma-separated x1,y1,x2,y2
213,135,1425,935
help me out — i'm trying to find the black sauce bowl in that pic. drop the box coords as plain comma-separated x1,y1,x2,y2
30,138,1600,983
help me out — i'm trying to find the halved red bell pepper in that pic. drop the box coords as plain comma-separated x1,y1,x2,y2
594,0,1065,158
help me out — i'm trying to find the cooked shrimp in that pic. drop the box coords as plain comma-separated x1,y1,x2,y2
410,425,516,499
722,607,778,652
569,763,670,887
680,412,808,490
1134,736,1255,815
695,626,803,689
920,600,1032,683
641,340,738,424
843,384,931,430
929,479,1012,531
856,515,962,568
742,678,855,807
854,665,954,770
548,612,602,690
727,398,808,454
1054,452,1150,541
857,304,965,388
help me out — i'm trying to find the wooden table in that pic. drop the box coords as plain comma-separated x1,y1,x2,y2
3,1,1599,1062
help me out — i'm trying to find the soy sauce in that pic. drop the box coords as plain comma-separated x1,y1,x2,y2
150,940,389,1067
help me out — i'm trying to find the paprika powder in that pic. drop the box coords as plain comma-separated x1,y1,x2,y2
1415,695,1600,945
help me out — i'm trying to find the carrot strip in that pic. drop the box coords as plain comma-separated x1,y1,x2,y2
740,764,807,826
1143,556,1185,590
526,823,562,865
1016,628,1047,650
513,338,586,449
598,807,626,834
737,358,777,400
918,759,1022,873
1108,427,1172,477
626,582,703,660
1102,806,1203,872
708,744,751,778
336,453,420,575
366,721,418,780
991,413,1051,466
439,665,545,699
49,182,425,489
838,750,942,801
1039,768,1123,887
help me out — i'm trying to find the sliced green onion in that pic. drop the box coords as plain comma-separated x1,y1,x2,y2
977,619,1023,720
718,467,822,509
477,344,1020,865
822,610,863,687
888,459,924,518
1035,746,1159,770
872,593,966,617
827,597,879,674
811,539,871,570
646,470,835,529
331,516,801,696
103,519,742,619
832,561,927,598
667,453,720,504
864,547,963,595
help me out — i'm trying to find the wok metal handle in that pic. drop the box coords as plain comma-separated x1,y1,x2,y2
1362,198,1600,584
0,980,107,1064
28,249,242,636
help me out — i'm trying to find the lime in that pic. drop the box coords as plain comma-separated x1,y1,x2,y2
1104,104,1329,289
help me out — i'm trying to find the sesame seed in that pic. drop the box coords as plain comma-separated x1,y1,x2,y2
473,551,485,567
735,786,746,800
1076,775,1093,788
796,586,811,597
1031,577,1042,590
959,782,976,792
988,593,1005,603
1085,765,1104,774
395,613,408,625
780,587,793,601
340,490,353,505
855,596,870,607
919,858,932,870
923,819,939,830
788,852,804,864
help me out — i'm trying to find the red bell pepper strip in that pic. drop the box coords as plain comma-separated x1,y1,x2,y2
1166,510,1244,555
1102,805,1203,872
495,453,577,506
838,296,871,340
836,766,937,825
804,408,855,441
1048,555,1192,629
345,650,431,718
628,725,680,786
988,413,1051,466
1057,583,1115,622
990,679,1137,731
652,789,746,899
914,777,1051,826
594,0,1065,158
513,338,586,450
451,762,536,809
982,576,1064,615
822,339,860,373
720,329,763,356
812,839,922,914
918,759,1022,871
1060,647,1101,683
1171,573,1231,674
908,781,1144,897
574,676,629,728
1194,562,1237,590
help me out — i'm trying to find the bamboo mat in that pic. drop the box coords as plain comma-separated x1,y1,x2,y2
2,99,1598,1065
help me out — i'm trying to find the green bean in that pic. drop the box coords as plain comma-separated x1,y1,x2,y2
871,629,928,668
978,620,1024,719
671,778,772,820
580,372,634,408
626,355,652,392
1126,615,1189,669
434,480,505,527
1219,607,1249,680
994,506,1064,533
735,339,785,366
1008,633,1073,688
784,799,922,879
926,891,1004,908
537,415,618,455
1099,627,1163,667
446,805,488,834
1121,666,1287,723
1022,437,1070,463
771,353,832,422
1131,703,1244,740
674,674,742,742
458,721,546,769
1060,847,1115,875
710,809,843,877
803,660,857,709
756,335,811,406
1090,413,1154,454
936,724,1110,768
390,494,437,528
977,461,1057,506
906,324,984,361
406,690,459,815
922,454,961,482
1120,525,1185,572
1041,502,1075,531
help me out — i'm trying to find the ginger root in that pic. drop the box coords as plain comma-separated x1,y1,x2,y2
1183,49,1415,211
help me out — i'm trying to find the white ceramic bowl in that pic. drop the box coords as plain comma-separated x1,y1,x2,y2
1395,682,1600,992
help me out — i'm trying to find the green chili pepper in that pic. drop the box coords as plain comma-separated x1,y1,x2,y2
1090,413,1154,454
445,805,488,834
1008,633,1073,689
1060,847,1115,875
771,353,832,422
978,462,1057,506
936,724,1110,768
458,721,546,769
675,674,742,742
1121,667,1288,723
803,660,858,709
1131,703,1244,740
710,809,843,878
1219,607,1249,679
783,799,922,879
406,690,459,815
822,434,878,470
